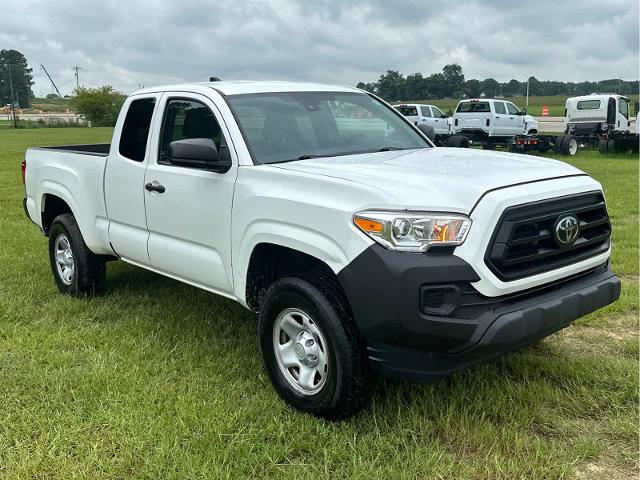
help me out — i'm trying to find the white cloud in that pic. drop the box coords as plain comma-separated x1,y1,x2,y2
1,0,637,96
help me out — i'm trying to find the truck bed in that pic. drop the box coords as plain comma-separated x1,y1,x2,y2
31,143,111,157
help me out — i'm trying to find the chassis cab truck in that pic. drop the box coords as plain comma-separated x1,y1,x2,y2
561,94,638,154
22,81,620,419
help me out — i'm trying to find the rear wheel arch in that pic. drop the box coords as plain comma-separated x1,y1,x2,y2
41,194,74,235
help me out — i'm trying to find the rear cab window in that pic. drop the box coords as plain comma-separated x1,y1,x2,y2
119,98,156,162
396,105,418,116
420,106,431,117
577,100,601,110
456,101,490,113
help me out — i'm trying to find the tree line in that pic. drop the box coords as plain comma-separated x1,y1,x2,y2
356,64,640,101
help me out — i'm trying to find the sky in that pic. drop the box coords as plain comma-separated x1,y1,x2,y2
2,0,638,97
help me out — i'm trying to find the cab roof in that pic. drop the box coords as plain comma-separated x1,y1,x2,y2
132,80,361,96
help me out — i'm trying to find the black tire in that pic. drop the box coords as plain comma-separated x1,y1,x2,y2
598,139,608,154
259,275,374,420
554,135,565,154
48,213,106,296
560,134,578,156
447,135,469,148
537,140,551,154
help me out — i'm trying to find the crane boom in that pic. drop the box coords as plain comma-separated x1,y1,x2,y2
40,64,62,98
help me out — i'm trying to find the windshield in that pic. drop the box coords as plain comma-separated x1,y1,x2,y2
395,105,418,116
226,91,430,164
456,101,490,113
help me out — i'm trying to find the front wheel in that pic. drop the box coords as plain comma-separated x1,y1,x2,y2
48,214,106,296
259,275,374,420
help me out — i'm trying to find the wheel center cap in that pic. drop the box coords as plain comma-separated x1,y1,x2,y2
294,343,305,360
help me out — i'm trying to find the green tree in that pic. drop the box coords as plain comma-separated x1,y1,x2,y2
442,64,464,97
0,49,34,108
376,70,405,101
70,86,126,126
464,79,482,98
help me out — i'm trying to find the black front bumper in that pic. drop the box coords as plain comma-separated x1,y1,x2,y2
337,245,621,381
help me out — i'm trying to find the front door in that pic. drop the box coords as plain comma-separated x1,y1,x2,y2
505,101,525,135
429,106,448,135
143,93,238,294
492,101,510,135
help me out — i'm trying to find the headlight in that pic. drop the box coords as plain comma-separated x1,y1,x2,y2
353,211,471,252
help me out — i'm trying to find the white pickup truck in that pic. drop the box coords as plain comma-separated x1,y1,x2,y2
22,81,620,419
394,103,451,137
449,98,539,148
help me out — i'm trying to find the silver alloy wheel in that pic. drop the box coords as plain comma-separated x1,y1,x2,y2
272,307,329,395
54,234,75,285
568,138,578,155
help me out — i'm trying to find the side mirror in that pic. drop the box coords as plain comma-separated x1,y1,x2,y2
168,138,231,173
440,114,448,118
521,108,527,115
416,124,435,142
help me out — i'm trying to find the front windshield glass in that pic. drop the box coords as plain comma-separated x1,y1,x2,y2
226,91,430,164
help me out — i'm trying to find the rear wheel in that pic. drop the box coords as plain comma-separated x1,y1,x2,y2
560,134,578,156
554,135,565,154
598,139,608,154
48,214,106,296
259,275,374,420
446,135,469,148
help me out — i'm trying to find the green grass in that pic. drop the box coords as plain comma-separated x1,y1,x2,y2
402,95,640,117
0,128,638,479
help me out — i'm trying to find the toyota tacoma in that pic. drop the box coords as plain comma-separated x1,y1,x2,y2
22,81,620,419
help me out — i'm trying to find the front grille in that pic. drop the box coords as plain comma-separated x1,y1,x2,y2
485,192,611,281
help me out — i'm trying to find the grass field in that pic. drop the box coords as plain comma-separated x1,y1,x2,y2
0,128,638,479
401,95,640,117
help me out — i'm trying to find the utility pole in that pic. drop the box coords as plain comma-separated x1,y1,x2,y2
525,78,529,110
73,66,82,88
7,64,17,128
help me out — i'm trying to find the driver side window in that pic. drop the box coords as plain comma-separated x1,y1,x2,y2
506,102,519,115
159,98,226,165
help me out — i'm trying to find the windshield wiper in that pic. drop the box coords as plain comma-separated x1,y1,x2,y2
378,146,407,152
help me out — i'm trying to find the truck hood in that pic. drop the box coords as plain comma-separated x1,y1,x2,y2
271,147,585,213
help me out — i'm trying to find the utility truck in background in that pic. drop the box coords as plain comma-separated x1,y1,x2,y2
556,94,638,155
22,81,620,419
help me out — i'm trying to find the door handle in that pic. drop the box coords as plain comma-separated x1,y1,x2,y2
145,182,165,193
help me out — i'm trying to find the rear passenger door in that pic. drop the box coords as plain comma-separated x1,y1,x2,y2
105,95,160,265
143,93,238,294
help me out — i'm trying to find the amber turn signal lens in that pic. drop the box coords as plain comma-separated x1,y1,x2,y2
354,217,383,233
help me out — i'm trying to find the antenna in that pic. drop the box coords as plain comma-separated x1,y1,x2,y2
40,64,62,97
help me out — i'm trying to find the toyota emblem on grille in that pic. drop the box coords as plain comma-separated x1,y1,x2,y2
554,214,580,246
